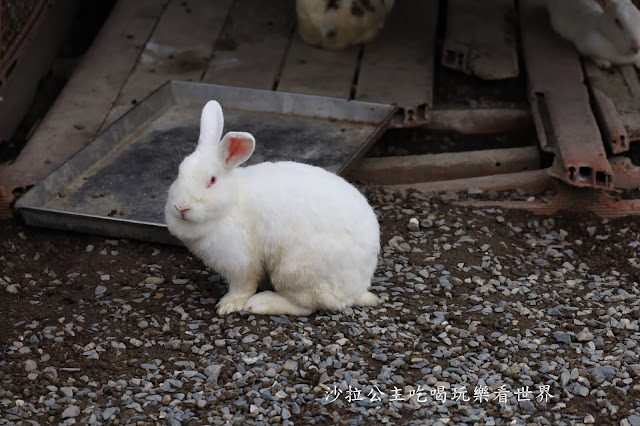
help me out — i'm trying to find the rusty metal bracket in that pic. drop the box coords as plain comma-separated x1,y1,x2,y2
520,0,613,190
610,157,640,189
454,182,640,219
442,0,519,80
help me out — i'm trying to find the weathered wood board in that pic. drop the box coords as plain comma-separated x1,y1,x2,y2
0,0,166,206
101,0,233,129
202,0,295,90
277,34,359,99
442,0,519,80
356,0,439,124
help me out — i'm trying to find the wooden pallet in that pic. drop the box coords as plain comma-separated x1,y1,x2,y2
0,0,453,209
12,0,640,217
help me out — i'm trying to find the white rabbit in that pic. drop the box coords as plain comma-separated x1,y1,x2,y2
547,0,640,68
296,0,394,49
165,101,381,316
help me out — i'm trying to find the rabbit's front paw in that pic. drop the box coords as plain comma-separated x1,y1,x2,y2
216,294,250,315
593,57,612,70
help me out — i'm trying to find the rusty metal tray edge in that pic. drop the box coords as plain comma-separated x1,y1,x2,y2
16,81,397,244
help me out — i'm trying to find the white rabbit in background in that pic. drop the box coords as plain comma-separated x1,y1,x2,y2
296,0,395,49
547,0,640,68
165,101,381,316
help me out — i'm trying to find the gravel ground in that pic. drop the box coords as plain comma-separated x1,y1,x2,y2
1,186,640,425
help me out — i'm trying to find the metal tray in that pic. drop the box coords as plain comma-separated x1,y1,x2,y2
16,81,396,244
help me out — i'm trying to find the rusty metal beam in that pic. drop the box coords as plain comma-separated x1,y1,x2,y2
442,0,519,80
520,0,613,190
584,63,640,154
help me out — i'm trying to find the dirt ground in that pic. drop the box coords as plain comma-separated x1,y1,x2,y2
2,187,640,424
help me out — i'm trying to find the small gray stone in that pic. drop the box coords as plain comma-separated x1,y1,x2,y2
270,316,292,325
284,360,298,372
627,414,640,426
95,285,107,296
281,407,292,420
553,332,572,343
372,353,388,362
519,400,537,413
407,218,420,232
61,406,80,418
576,331,594,342
43,366,57,379
378,366,392,380
204,364,222,383
102,407,117,420
573,384,589,397
25,360,37,372
593,365,617,378
59,387,74,398
242,334,258,344
145,276,164,285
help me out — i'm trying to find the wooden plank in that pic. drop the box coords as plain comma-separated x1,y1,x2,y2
345,146,540,185
202,0,295,90
520,0,612,189
277,33,359,99
355,0,438,124
391,169,554,194
425,107,533,134
442,0,519,80
102,0,233,129
0,0,166,194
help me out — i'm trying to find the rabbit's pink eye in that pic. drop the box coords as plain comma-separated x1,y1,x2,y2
207,176,217,188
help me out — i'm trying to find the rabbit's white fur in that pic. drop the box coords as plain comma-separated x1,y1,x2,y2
165,101,380,316
547,0,640,68
296,0,394,50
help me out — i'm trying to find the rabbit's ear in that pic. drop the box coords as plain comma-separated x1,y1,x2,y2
198,100,224,147
219,131,255,168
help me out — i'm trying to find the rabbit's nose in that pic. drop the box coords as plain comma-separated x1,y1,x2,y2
632,42,640,54
175,204,191,219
